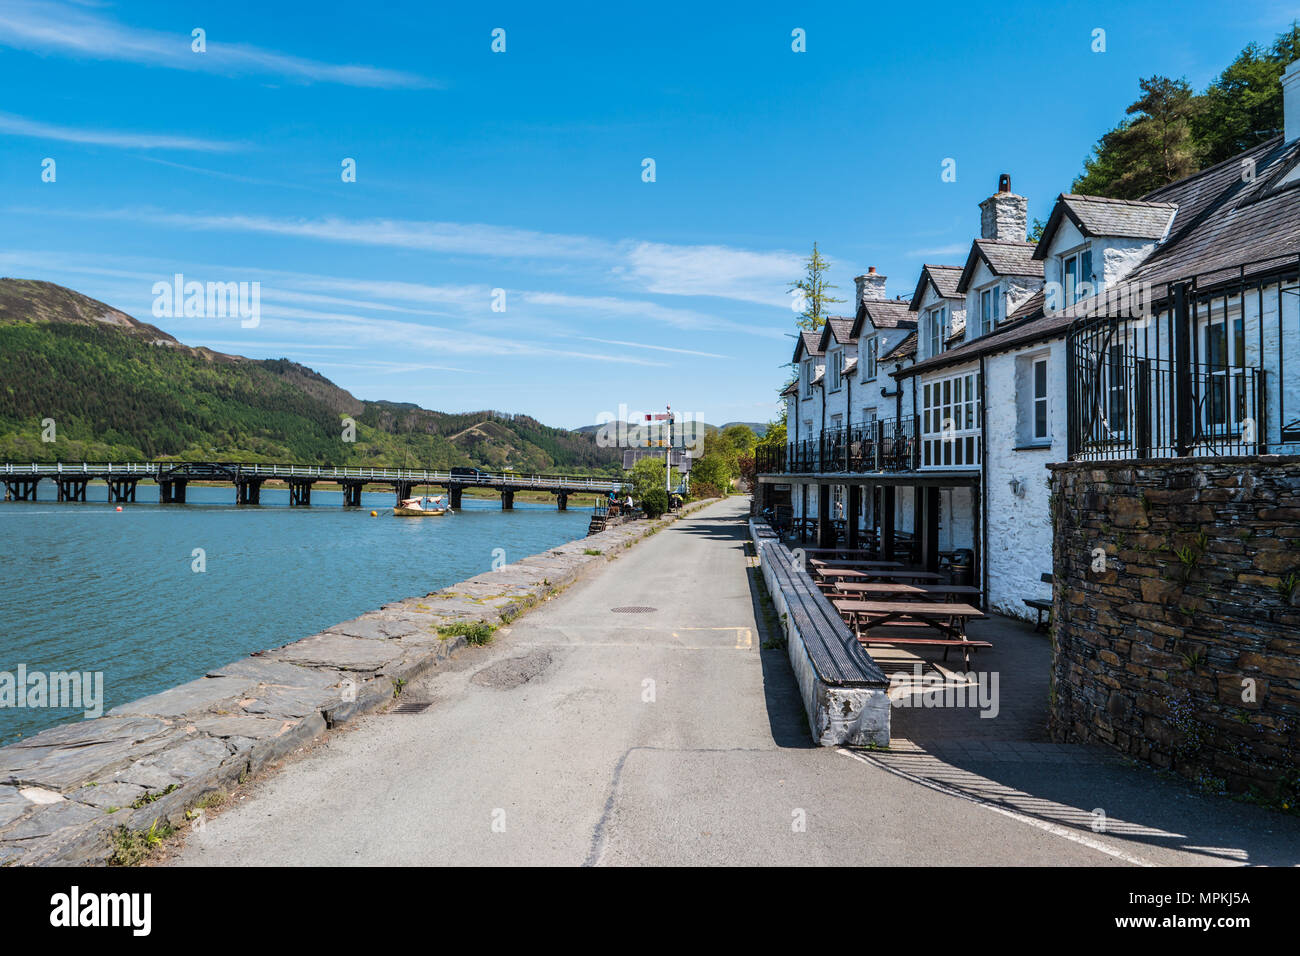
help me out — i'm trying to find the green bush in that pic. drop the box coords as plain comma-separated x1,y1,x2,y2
640,486,670,518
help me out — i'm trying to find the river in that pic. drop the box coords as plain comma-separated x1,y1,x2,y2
0,482,599,743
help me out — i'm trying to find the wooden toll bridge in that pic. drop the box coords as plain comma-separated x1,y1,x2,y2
1,461,628,510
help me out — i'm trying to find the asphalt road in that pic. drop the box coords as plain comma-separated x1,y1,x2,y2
168,498,1299,866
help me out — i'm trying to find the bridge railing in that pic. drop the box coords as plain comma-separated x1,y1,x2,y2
2,461,628,491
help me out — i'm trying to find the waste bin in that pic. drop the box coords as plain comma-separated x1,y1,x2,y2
948,548,975,588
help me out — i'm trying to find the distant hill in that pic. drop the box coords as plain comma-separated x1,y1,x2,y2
0,278,622,474
574,420,768,438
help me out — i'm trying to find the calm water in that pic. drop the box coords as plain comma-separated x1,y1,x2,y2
0,481,598,743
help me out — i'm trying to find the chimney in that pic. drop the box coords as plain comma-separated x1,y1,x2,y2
854,266,887,306
1284,59,1300,143
979,173,1029,242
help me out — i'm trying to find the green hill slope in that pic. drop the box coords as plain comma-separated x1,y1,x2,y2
0,278,621,474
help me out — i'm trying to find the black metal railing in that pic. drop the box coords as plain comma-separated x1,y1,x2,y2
757,416,921,474
1066,259,1300,461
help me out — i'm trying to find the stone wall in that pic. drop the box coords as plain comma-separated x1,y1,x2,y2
1047,458,1300,796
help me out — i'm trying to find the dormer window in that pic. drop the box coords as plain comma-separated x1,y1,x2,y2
977,285,1002,336
1061,248,1094,305
802,359,813,398
926,306,948,357
863,337,878,380
829,351,843,391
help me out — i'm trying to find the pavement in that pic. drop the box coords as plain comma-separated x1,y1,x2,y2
166,497,1300,867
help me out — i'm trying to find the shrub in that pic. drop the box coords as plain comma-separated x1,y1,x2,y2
640,486,670,518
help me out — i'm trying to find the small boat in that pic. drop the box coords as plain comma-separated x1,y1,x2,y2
392,495,450,517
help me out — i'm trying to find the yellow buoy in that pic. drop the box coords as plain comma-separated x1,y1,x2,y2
370,510,378,517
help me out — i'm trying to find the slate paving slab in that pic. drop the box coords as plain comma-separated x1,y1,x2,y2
108,676,258,718
0,717,180,791
206,657,338,689
270,632,403,672
115,736,232,791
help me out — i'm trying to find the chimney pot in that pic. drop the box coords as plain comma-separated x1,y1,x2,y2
1283,59,1300,143
980,174,1029,242
854,269,887,305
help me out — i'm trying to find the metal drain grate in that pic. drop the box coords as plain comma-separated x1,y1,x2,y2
390,700,432,715
611,606,657,614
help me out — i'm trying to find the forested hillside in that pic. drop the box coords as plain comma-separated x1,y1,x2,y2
0,279,621,474
1073,24,1300,199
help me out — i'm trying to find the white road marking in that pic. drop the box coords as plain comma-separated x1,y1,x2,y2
838,747,1157,867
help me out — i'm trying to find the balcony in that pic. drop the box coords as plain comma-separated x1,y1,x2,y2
1066,258,1300,461
756,416,920,474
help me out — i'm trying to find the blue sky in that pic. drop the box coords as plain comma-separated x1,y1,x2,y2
1,0,1294,429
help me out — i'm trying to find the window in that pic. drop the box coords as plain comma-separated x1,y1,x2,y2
1200,303,1247,436
829,350,843,391
1033,358,1049,441
926,306,947,357
920,371,982,468
802,359,813,398
1104,343,1128,438
864,337,878,379
1060,248,1094,305
978,285,1002,336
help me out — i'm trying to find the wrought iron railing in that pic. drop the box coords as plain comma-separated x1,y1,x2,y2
756,416,920,474
1066,258,1300,461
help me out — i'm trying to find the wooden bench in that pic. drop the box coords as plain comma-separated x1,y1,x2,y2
1024,572,1054,632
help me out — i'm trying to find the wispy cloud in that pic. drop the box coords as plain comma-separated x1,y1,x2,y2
0,112,242,151
576,336,730,359
619,241,803,308
0,0,435,89
47,208,801,311
903,242,969,259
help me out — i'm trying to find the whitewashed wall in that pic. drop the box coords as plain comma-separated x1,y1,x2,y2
982,339,1065,619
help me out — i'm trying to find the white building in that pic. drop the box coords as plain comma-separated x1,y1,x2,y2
758,59,1300,621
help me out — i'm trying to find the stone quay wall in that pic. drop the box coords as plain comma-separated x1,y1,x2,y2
0,499,719,865
1047,457,1300,797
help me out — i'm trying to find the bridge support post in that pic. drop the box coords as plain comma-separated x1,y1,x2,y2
289,480,313,507
236,480,264,506
501,490,514,510
394,482,414,506
108,479,138,503
449,486,462,510
159,479,188,504
5,478,41,501
342,483,362,507
57,479,88,502
556,492,567,511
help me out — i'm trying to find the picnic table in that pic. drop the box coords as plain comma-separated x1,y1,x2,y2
833,582,982,601
830,597,989,669
809,558,905,569
814,567,942,582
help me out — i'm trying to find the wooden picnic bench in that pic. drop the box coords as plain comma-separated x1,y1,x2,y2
830,598,989,669
809,558,904,569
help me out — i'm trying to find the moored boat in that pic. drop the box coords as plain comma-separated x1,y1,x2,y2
392,495,450,517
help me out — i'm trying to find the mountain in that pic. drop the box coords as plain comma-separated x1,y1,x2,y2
0,278,622,474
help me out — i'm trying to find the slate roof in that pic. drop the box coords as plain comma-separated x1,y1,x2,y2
1031,195,1176,258
791,329,824,363
909,264,964,310
850,298,918,338
817,316,857,351
901,136,1300,379
956,239,1044,291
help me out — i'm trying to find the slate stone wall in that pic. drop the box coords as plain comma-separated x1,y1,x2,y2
1047,457,1300,796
